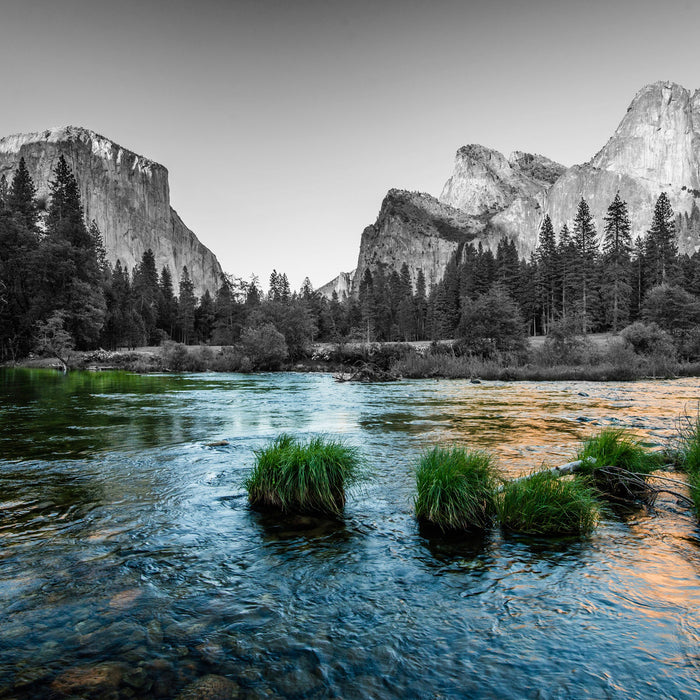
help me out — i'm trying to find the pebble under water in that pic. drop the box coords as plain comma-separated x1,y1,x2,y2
1,368,700,699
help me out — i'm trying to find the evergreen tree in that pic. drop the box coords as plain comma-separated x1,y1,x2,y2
572,198,598,329
645,192,679,288
41,156,106,348
557,224,576,320
414,269,428,339
195,290,215,343
7,157,38,231
157,266,177,338
601,192,633,331
535,216,557,332
177,266,197,344
132,249,160,344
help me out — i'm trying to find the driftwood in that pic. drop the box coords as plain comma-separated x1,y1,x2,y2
334,363,398,383
506,457,694,507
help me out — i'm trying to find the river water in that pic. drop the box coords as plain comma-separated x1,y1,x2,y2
1,369,700,699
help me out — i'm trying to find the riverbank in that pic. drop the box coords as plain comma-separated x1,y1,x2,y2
6,336,700,381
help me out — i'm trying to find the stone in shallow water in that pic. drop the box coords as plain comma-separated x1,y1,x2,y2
174,674,240,699
50,661,126,697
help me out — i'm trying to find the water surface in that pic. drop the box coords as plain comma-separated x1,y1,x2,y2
1,369,699,698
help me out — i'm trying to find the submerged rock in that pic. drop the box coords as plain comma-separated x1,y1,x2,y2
51,661,126,697
175,674,240,699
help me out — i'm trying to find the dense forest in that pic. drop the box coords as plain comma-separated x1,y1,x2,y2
1,158,700,367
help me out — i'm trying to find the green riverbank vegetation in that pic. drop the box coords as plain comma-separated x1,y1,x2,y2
414,447,499,532
244,434,363,517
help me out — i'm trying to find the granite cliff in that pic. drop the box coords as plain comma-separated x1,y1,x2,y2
0,127,223,297
324,80,700,298
546,81,700,253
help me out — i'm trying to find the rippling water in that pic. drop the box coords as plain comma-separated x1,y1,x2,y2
1,368,700,698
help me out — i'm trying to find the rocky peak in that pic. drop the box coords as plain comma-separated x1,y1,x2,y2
590,81,700,189
0,127,223,297
439,144,565,216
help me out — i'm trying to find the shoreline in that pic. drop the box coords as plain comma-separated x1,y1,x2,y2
4,342,700,383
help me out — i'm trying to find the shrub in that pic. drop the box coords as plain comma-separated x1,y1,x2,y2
414,446,499,532
240,323,288,370
538,314,594,366
160,341,190,371
498,471,600,536
245,434,362,516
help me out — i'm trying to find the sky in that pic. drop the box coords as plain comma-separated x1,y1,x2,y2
1,0,699,290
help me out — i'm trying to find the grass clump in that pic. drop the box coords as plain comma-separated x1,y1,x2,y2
576,428,660,501
245,434,362,517
674,407,700,515
675,407,700,475
498,471,600,536
414,446,499,532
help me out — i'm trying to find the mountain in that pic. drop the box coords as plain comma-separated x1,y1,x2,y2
324,81,700,297
546,81,700,253
0,126,223,297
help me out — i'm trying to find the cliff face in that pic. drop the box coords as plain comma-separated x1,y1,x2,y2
546,81,700,253
0,127,223,297
327,80,700,297
351,189,485,294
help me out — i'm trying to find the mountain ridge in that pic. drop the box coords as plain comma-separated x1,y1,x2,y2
0,126,223,297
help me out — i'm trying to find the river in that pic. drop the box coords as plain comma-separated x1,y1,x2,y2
1,369,699,698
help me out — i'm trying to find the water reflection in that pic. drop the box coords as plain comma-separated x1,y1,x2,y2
1,369,700,698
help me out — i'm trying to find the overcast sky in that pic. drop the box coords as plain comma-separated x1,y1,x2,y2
1,0,699,290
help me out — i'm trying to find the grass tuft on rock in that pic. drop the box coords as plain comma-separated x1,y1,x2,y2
576,428,660,501
498,471,600,536
245,434,362,517
414,446,499,532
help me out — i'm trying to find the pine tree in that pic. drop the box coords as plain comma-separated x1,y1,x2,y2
645,192,678,288
177,266,197,344
132,249,160,344
601,192,633,331
557,224,576,320
41,155,105,348
572,198,598,329
157,266,177,338
7,157,38,231
535,216,557,332
414,269,428,339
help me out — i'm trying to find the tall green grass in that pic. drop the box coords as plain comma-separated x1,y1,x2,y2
577,428,660,500
577,428,659,474
414,446,499,532
245,434,362,516
498,471,600,536
675,408,700,515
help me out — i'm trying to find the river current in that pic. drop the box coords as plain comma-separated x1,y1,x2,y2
1,369,700,698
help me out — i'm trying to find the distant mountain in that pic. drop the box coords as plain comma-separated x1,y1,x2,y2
321,81,700,297
0,126,223,297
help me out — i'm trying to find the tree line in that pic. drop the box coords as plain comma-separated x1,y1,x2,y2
1,156,699,364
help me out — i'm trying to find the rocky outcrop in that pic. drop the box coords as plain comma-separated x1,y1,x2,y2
0,126,223,297
317,270,355,300
439,145,564,216
546,81,700,253
329,81,700,295
351,189,485,293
